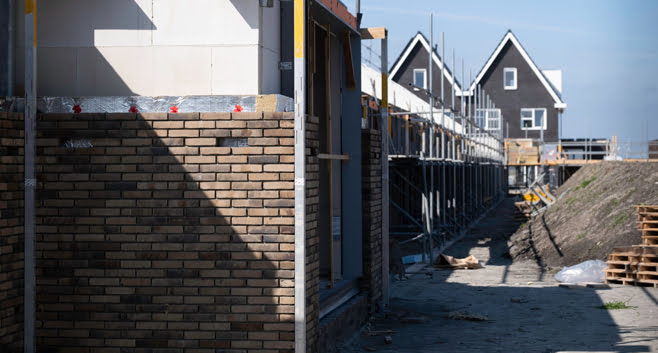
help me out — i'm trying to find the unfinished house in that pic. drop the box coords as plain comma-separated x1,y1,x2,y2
0,1,381,352
465,30,566,189
389,32,465,113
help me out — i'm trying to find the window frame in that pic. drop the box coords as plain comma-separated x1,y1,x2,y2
520,108,547,130
413,68,427,90
475,108,502,131
503,67,517,90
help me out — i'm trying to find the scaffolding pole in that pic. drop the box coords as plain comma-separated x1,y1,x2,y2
427,13,434,264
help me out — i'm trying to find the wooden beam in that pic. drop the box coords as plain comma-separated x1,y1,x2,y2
342,31,356,90
360,27,386,40
317,153,350,161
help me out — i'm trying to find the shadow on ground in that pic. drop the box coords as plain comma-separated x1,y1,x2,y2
341,197,658,353
355,280,655,353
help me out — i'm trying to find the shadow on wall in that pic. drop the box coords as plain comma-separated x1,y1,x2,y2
229,0,260,29
13,0,156,96
34,111,298,352
0,113,25,352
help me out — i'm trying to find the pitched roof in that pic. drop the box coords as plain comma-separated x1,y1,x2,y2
389,32,463,94
468,30,566,110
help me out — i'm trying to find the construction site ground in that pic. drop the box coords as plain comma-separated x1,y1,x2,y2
510,162,658,267
340,197,658,353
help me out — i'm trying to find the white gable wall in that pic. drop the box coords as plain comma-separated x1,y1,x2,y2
541,70,562,95
12,0,281,97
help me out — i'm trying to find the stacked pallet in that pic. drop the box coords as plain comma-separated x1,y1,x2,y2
513,201,532,221
636,205,658,246
605,205,658,287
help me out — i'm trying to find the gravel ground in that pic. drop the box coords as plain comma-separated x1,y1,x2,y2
340,198,658,353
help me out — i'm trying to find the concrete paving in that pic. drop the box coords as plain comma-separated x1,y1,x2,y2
342,202,658,353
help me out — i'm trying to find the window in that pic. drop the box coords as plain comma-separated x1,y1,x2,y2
504,67,517,90
475,109,501,131
487,109,501,130
475,110,486,129
520,108,547,130
413,68,427,90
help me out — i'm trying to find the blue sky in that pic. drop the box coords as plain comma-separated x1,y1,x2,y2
342,0,658,146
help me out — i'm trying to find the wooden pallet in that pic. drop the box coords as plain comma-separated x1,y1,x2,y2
642,236,658,246
606,277,658,287
605,209,658,287
607,247,643,262
605,246,658,287
638,262,658,273
635,205,658,213
636,205,658,224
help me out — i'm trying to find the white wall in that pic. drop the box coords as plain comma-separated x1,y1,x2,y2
13,0,281,97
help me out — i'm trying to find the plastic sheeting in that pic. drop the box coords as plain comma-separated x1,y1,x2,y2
4,95,294,114
555,260,607,283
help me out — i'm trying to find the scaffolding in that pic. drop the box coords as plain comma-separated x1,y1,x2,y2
361,26,506,265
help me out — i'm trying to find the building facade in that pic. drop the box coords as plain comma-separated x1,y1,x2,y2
468,30,566,143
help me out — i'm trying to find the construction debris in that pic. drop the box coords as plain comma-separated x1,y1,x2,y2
555,260,607,283
514,173,556,220
434,253,483,269
447,311,490,321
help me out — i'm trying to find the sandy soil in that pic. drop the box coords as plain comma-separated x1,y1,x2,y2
339,197,658,353
510,162,658,267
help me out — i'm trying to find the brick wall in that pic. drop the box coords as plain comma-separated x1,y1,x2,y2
0,112,25,352
304,116,320,352
361,129,382,311
35,111,311,352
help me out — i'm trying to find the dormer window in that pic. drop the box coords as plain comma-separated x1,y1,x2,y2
413,68,427,90
504,67,517,90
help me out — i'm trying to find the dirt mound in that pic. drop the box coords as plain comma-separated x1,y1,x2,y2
509,162,658,267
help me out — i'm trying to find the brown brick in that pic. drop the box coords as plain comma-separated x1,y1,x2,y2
263,147,294,155
153,121,184,129
232,164,262,173
185,155,216,164
169,129,199,137
186,138,216,146
185,121,215,129
263,129,294,137
231,112,263,120
200,147,230,155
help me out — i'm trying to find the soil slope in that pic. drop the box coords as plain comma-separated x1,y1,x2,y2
509,161,658,267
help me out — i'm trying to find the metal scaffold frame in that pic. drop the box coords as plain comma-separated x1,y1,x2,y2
361,17,507,266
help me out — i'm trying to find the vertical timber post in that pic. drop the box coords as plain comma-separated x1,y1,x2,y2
8,0,15,96
381,32,390,307
293,0,307,351
24,1,37,353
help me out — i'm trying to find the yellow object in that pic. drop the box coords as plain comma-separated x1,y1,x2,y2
523,193,539,202
294,0,304,59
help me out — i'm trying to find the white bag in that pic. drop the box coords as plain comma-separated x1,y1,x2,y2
554,260,607,283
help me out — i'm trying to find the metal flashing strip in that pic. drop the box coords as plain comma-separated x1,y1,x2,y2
5,95,294,114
